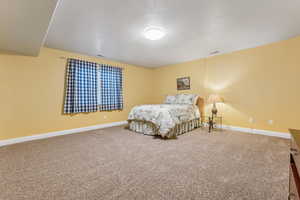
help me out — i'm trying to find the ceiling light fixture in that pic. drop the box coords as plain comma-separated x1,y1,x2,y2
143,26,166,40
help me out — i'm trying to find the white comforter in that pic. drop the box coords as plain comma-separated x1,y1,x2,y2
128,104,200,137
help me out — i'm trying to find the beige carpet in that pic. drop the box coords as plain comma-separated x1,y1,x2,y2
0,126,289,200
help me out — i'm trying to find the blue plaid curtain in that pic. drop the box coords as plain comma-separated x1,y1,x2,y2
99,65,123,111
64,59,98,114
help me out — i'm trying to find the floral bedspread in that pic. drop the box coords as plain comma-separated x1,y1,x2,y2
128,104,200,137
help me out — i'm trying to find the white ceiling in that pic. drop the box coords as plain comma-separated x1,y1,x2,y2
2,0,300,67
44,0,300,67
0,0,60,56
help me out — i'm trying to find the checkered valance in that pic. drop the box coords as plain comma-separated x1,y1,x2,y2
64,59,123,114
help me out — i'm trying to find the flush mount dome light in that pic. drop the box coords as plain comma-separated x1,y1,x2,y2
143,26,166,40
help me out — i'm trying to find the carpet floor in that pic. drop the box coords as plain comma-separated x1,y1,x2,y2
0,126,289,200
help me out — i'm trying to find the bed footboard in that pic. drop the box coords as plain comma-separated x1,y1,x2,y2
127,118,201,138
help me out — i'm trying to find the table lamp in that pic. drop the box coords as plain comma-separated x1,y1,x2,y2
208,94,224,116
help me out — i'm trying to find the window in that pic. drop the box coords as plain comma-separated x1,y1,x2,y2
64,59,123,114
98,65,123,111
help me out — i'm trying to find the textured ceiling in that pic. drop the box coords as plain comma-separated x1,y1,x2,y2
23,0,300,67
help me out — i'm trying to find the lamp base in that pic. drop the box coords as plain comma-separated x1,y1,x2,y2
211,103,218,116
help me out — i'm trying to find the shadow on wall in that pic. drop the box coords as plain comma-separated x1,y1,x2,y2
0,49,35,56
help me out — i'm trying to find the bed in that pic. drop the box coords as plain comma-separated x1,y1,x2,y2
127,94,204,138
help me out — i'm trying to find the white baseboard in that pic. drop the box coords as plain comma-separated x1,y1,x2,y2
0,121,290,147
222,124,291,139
0,121,128,147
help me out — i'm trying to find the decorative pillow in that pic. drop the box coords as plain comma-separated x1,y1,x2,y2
175,94,198,105
164,95,177,104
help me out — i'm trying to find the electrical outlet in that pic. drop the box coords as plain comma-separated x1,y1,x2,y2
268,120,273,125
249,117,254,123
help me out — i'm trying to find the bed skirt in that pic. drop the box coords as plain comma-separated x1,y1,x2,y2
127,118,201,138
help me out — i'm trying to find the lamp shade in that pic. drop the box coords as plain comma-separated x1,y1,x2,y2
207,94,224,104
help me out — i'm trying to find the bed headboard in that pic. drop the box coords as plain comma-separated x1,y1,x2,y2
196,96,205,122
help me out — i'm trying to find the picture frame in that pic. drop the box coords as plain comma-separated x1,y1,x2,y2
177,77,190,90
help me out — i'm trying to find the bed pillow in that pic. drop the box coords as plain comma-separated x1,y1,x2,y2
164,95,177,104
175,94,198,105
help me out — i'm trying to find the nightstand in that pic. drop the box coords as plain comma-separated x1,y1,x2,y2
202,115,223,133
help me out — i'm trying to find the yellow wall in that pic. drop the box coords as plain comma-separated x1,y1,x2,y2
153,36,300,133
0,48,154,140
1,36,300,140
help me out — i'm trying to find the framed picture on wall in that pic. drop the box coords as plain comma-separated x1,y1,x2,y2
177,77,190,90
